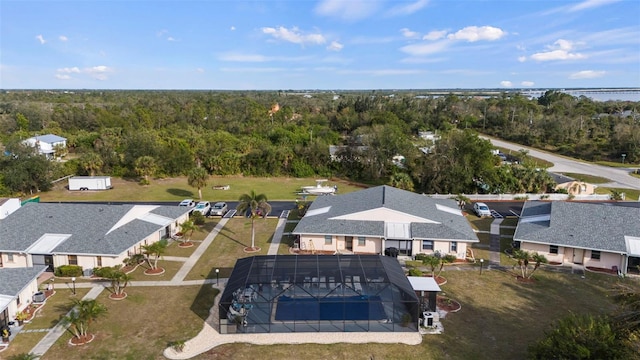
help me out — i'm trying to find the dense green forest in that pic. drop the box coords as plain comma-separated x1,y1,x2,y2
0,90,638,197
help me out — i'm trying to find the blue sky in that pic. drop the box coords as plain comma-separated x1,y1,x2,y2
1,0,639,90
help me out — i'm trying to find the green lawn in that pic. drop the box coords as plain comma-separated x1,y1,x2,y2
39,176,366,202
560,172,611,184
495,146,554,168
38,285,218,360
595,160,640,168
466,216,494,232
184,218,277,280
126,259,184,282
596,187,640,201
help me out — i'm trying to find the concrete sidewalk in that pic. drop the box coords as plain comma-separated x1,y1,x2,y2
30,286,105,356
171,218,229,284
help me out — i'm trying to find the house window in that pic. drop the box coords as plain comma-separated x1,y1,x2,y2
7,253,14,262
68,255,78,265
591,250,601,260
16,296,21,306
96,256,102,267
450,241,458,252
358,237,366,246
549,245,559,254
324,235,332,245
422,240,433,250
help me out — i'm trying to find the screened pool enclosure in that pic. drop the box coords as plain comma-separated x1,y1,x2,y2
218,255,420,334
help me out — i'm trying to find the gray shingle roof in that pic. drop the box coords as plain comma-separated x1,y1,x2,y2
0,266,47,298
514,201,640,253
0,203,190,256
293,185,478,241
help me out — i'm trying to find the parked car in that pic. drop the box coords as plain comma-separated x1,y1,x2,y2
473,202,492,217
178,199,196,207
210,202,228,216
193,201,211,215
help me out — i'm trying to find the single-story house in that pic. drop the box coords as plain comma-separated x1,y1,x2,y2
292,185,479,258
513,201,640,274
555,181,597,196
0,198,20,220
0,203,191,272
0,266,47,330
22,134,67,159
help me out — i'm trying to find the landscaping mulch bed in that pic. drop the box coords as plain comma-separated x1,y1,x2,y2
437,296,461,313
586,266,618,275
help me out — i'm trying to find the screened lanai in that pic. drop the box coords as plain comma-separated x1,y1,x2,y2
218,255,420,334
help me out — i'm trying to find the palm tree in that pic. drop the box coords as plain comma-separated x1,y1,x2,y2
187,167,209,200
134,155,157,185
178,220,198,246
436,254,457,278
142,240,168,271
513,249,531,278
104,265,131,297
388,172,414,191
422,255,441,277
452,194,471,210
63,299,107,343
79,151,104,176
528,252,548,279
236,190,271,251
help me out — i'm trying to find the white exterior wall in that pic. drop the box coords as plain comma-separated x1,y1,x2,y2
519,242,566,264
10,278,41,318
583,250,625,271
0,198,21,219
412,240,468,259
0,253,29,268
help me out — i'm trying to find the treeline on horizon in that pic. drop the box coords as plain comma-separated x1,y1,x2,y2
0,89,637,197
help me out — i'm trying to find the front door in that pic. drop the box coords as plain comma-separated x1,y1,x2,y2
573,248,584,264
345,236,353,251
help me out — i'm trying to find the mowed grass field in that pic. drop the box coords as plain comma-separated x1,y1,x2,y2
40,176,368,202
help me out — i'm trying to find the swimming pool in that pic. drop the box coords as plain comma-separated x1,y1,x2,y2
275,295,387,321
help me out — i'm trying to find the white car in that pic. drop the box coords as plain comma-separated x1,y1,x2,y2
210,202,228,216
473,202,492,217
193,201,211,216
178,199,195,207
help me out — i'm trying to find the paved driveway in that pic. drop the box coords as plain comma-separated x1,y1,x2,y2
483,136,640,190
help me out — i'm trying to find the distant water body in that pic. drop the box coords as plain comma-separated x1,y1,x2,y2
522,89,640,102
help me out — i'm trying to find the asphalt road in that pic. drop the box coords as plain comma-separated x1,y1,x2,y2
482,136,640,190
40,200,298,216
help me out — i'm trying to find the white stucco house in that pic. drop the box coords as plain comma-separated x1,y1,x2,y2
0,202,191,272
0,266,47,331
293,185,479,258
514,201,640,275
22,134,67,159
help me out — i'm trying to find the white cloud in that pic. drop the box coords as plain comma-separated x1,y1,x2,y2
388,0,430,16
314,0,382,21
230,26,236,31
423,30,447,41
400,40,449,56
59,35,68,42
500,81,513,87
261,26,326,45
531,39,586,61
327,41,344,52
447,26,506,42
55,65,113,81
57,67,81,73
35,35,46,44
569,0,620,12
167,37,176,41
219,53,269,62
400,28,420,38
569,70,606,79
196,68,205,73
518,56,527,62
521,81,535,87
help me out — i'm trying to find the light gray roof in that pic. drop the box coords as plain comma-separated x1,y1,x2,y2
31,134,66,143
0,266,47,298
0,203,191,256
514,201,640,253
293,185,478,241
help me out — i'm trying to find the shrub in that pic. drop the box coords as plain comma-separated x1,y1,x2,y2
54,265,83,277
408,268,423,277
190,211,205,225
414,253,429,261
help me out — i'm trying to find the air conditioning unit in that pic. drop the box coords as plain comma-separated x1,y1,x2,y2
422,311,440,327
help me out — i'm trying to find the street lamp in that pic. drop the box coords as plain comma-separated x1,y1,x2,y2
480,259,484,275
215,268,219,286
50,278,54,291
71,277,76,295
622,154,627,164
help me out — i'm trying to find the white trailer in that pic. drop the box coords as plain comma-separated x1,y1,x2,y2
68,176,113,191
